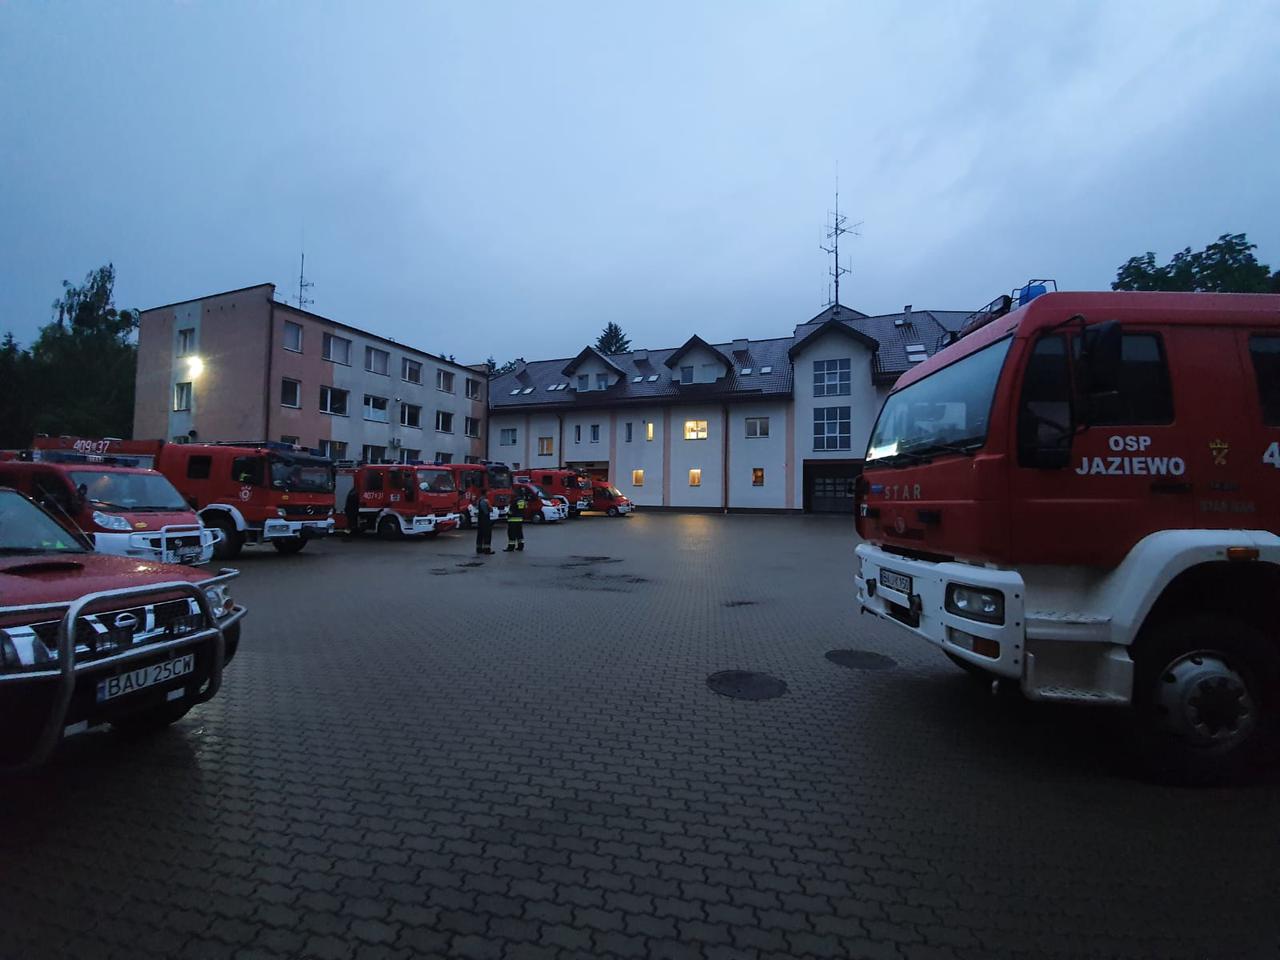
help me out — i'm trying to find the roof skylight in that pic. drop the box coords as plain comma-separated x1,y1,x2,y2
632,375,643,383
509,388,521,395
759,365,772,374
647,375,659,382
522,387,534,394
741,367,752,375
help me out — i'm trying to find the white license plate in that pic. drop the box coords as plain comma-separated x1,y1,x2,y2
170,549,201,564
879,569,912,595
96,654,195,703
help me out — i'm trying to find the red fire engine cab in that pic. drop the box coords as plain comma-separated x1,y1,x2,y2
444,461,514,526
32,438,335,559
855,286,1280,781
335,462,461,538
519,468,593,515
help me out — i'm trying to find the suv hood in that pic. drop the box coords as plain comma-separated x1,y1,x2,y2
0,552,211,608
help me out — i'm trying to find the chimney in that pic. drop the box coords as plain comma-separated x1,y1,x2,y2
731,338,749,353
903,305,913,320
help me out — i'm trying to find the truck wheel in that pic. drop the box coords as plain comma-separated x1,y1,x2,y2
272,537,306,554
208,516,242,560
377,516,402,540
1133,615,1279,785
112,701,192,736
607,506,619,517
459,511,472,529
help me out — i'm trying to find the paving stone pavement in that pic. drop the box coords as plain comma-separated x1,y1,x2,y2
1,513,1277,960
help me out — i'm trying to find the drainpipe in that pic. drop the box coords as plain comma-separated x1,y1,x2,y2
722,403,730,514
557,413,564,467
264,297,276,442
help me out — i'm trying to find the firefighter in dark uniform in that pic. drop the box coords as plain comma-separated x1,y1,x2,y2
504,489,528,551
344,485,361,537
475,494,494,555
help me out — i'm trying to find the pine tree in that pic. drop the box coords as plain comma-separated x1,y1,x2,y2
595,322,631,355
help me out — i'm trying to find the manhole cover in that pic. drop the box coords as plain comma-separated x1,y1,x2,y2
825,649,897,670
706,670,788,701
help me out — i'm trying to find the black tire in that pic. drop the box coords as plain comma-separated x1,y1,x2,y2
112,700,192,736
1132,614,1280,785
207,515,242,560
459,510,472,529
272,537,306,554
607,506,619,517
377,516,402,541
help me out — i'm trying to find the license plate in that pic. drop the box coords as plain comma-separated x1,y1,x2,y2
879,569,912,595
171,549,201,564
96,654,195,703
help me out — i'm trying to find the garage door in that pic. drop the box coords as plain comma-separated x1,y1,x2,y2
804,461,861,513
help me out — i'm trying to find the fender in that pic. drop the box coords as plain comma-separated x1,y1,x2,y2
199,503,249,532
1021,529,1280,647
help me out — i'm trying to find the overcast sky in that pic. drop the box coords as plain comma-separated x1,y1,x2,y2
2,1,1277,363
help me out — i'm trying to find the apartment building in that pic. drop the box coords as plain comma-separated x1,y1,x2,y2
133,283,488,464
487,304,968,512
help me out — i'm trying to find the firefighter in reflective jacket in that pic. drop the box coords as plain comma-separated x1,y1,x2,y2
504,490,528,552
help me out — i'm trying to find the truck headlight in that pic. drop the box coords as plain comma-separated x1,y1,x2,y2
276,508,287,518
203,584,233,619
93,511,133,532
946,584,1004,624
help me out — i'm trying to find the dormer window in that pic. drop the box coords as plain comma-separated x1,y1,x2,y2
596,373,608,390
577,375,589,391
680,366,694,384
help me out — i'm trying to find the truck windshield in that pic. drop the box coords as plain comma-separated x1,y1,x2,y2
867,336,1013,465
487,466,512,488
417,469,456,493
0,489,86,554
69,470,188,512
270,455,335,493
605,486,622,498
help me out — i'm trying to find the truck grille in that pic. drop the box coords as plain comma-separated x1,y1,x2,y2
4,597,209,669
281,504,328,519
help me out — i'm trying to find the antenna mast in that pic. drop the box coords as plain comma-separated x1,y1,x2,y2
820,177,861,312
296,252,314,310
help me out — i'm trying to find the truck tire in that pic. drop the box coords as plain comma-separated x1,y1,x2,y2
607,506,619,517
459,511,472,529
208,515,242,560
1133,614,1279,785
377,516,402,540
112,700,192,736
272,537,306,554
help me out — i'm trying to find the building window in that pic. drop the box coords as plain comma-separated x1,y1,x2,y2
365,346,390,376
323,333,351,365
436,452,454,464
596,373,608,390
283,320,303,352
363,444,387,463
363,394,390,423
466,377,481,400
464,455,481,464
177,328,195,356
465,416,480,438
400,403,422,428
625,422,633,443
436,369,455,393
174,381,192,411
814,405,852,450
399,447,421,463
500,427,517,446
813,358,851,397
435,410,454,433
646,422,654,441
574,425,582,443
745,416,769,438
684,419,708,440
689,468,702,487
577,374,589,391
280,435,300,446
590,424,600,443
538,437,553,456
320,385,349,416
318,439,347,459
281,378,301,408
632,469,644,487
402,358,422,383
680,365,694,384
752,467,765,486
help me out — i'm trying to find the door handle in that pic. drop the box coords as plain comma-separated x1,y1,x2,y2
1150,481,1192,494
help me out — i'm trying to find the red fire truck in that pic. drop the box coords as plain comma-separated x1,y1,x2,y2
0,452,217,564
855,287,1280,781
517,468,593,515
445,461,514,526
33,438,335,559
335,462,461,538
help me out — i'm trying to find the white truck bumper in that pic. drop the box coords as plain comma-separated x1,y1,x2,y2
262,518,334,540
94,525,220,565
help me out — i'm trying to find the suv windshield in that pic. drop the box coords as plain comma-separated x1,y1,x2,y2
867,337,1013,465
487,466,512,488
0,489,86,554
417,469,456,493
270,455,335,493
69,470,188,512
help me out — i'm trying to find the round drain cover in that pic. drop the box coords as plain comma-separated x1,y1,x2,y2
825,649,897,670
706,670,788,701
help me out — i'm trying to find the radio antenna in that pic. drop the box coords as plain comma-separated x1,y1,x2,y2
820,172,861,313
296,252,314,310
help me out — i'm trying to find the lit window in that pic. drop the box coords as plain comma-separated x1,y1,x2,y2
646,422,654,441
436,370,455,393
365,347,390,376
283,321,303,352
281,378,301,408
632,469,644,487
752,467,764,486
174,381,192,411
500,428,517,446
590,424,600,443
745,416,769,438
400,403,422,428
684,420,708,440
688,468,701,487
402,358,423,383
435,410,454,433
320,386,349,416
538,437,553,456
465,416,480,438
177,328,196,356
680,365,694,384
323,333,351,364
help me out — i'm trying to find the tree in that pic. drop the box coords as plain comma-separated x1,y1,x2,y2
487,357,522,376
1112,233,1276,293
595,321,631,355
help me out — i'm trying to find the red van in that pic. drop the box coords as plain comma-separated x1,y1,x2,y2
589,480,633,517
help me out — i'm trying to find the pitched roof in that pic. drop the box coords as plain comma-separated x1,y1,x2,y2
663,335,733,369
561,345,626,377
788,318,879,358
791,307,967,384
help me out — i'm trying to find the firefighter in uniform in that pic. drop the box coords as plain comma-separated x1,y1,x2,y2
344,486,361,537
504,490,528,551
475,494,494,555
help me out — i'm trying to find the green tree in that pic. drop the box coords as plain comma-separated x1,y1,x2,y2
595,321,631,355
1112,233,1275,293
0,332,34,448
487,356,522,376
